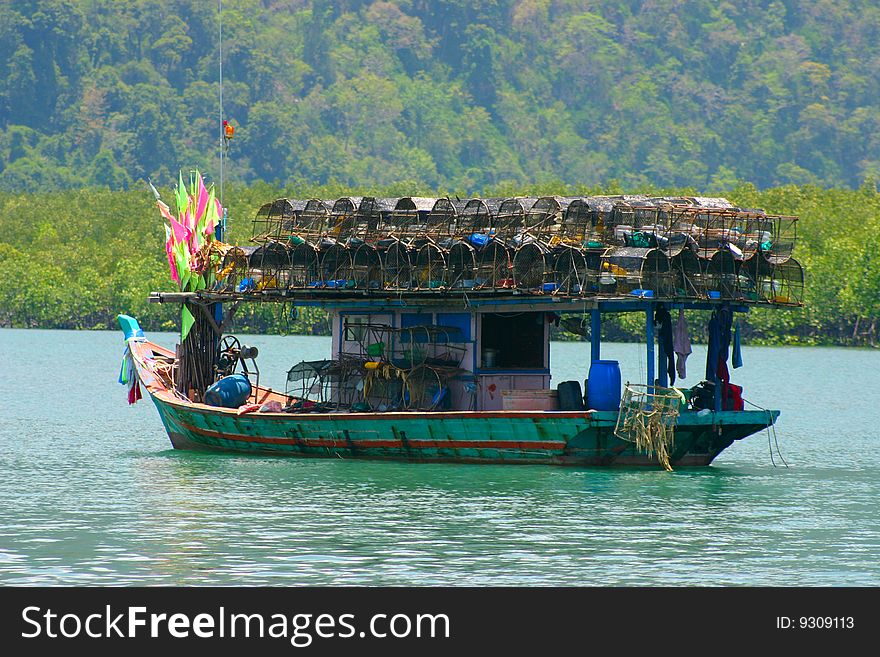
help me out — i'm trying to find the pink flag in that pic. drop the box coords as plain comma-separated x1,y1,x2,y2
164,225,180,285
156,199,175,224
196,173,209,225
169,214,189,245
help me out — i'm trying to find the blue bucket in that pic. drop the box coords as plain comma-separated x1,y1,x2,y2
204,374,252,408
587,360,621,411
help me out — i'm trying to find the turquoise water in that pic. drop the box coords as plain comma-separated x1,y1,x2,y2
1,328,878,585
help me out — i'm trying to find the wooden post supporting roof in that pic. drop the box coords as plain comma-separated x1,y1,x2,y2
657,309,668,388
591,309,601,362
646,305,655,391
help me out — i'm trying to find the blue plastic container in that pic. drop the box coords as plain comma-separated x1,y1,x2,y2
117,314,145,340
204,374,252,408
587,360,621,411
468,233,489,248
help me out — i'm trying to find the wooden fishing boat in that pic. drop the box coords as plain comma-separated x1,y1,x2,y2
121,185,799,469
122,324,777,467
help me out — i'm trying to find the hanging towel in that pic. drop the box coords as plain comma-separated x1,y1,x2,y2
732,322,743,368
673,308,692,380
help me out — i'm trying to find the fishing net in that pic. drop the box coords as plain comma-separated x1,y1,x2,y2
614,383,685,471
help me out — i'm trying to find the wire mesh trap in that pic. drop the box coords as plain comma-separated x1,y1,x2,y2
413,242,447,289
251,198,305,243
551,246,590,294
299,198,331,242
599,247,673,296
495,197,537,242
456,198,500,238
447,240,477,289
475,240,513,288
217,245,256,292
248,241,293,290
513,242,552,291
390,197,438,239
381,239,414,289
614,383,685,471
229,194,803,306
557,198,602,247
354,197,395,242
285,358,364,411
290,241,321,289
745,256,805,305
350,242,382,289
427,198,462,241
319,243,354,289
327,197,360,242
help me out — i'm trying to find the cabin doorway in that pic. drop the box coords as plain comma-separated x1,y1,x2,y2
479,312,545,369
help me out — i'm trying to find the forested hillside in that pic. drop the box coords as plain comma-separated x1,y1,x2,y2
2,0,880,191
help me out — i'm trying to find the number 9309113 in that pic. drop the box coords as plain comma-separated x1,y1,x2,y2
776,616,854,630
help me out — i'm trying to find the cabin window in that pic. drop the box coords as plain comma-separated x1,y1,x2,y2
401,312,431,328
399,312,470,343
480,312,544,369
341,314,390,347
436,312,471,341
343,315,369,341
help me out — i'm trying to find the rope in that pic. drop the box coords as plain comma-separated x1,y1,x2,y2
743,397,789,468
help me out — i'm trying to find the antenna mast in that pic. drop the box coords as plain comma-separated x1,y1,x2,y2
218,0,224,209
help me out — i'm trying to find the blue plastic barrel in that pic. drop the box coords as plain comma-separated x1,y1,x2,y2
204,374,252,408
587,360,621,411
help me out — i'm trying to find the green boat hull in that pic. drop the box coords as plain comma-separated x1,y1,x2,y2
126,335,777,468
150,393,776,467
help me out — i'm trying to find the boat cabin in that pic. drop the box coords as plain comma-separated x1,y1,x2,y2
328,305,552,412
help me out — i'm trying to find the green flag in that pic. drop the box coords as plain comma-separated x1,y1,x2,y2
181,305,195,342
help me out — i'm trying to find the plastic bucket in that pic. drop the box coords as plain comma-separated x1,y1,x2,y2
587,360,621,411
205,374,252,408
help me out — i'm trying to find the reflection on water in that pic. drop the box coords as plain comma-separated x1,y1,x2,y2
0,328,878,585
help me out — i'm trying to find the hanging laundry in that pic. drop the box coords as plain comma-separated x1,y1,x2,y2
732,322,743,369
716,304,733,407
118,345,141,405
654,306,675,385
673,308,692,379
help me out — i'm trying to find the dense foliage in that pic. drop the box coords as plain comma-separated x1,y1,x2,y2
2,0,880,192
1,182,878,346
